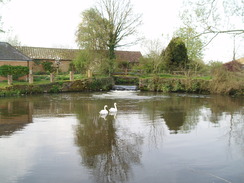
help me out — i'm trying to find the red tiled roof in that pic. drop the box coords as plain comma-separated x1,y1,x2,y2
15,46,80,60
15,46,142,63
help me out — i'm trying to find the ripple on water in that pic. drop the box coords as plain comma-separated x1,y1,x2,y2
92,91,169,100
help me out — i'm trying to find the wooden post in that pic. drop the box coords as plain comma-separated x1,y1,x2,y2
70,71,74,81
8,75,13,85
50,73,55,83
87,69,92,78
29,70,33,84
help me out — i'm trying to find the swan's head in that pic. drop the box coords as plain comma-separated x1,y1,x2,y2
114,103,117,105
104,105,108,108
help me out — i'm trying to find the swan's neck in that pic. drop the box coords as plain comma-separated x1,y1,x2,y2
104,106,107,110
114,104,117,110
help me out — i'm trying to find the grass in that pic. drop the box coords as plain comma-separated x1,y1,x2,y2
0,74,86,89
0,73,212,89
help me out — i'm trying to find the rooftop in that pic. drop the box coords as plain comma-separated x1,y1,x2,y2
15,46,142,63
0,42,31,61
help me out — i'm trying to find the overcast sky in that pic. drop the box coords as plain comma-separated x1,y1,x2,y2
0,0,243,62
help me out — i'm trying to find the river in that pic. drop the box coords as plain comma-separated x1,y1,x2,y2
0,91,244,183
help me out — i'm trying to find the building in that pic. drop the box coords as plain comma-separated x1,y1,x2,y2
15,46,142,73
15,46,79,73
1,42,142,76
0,42,32,81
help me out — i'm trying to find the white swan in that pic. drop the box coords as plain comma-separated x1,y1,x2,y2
109,103,117,113
99,105,108,115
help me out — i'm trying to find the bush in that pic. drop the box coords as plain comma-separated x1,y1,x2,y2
42,61,55,73
209,63,244,94
0,65,29,80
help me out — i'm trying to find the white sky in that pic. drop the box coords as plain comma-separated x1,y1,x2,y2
0,0,243,63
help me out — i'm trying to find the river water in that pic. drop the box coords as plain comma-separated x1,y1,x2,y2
0,91,243,183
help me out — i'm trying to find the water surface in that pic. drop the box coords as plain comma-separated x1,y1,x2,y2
0,92,243,183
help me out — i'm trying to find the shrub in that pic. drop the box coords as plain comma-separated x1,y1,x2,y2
42,61,55,73
0,65,29,80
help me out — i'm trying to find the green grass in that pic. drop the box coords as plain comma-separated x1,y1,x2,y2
0,74,86,89
0,73,212,89
193,76,212,80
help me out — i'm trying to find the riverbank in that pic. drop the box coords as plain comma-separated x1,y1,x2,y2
0,76,243,97
139,77,244,95
0,77,114,97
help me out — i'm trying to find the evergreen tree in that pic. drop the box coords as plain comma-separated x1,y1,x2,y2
162,37,188,72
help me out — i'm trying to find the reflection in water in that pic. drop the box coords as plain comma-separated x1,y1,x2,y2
0,93,243,183
75,106,143,183
0,98,33,136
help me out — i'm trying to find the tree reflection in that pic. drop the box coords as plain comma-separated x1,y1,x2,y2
74,105,143,183
158,96,202,134
0,98,33,136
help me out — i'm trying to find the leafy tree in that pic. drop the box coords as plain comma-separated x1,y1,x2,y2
76,0,142,60
41,61,55,73
73,50,94,73
174,27,204,61
73,50,116,76
76,8,108,51
162,37,189,72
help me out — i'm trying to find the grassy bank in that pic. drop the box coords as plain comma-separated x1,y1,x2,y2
139,74,244,95
1,73,243,97
139,77,210,94
0,77,114,97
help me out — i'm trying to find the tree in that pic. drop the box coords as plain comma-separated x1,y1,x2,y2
162,37,189,72
76,8,108,51
0,0,10,33
76,0,142,60
181,0,243,36
180,0,244,58
174,27,204,61
141,39,164,74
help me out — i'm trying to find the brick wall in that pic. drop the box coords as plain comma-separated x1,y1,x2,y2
0,60,31,81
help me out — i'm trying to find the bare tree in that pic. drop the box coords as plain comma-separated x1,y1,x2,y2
180,0,244,48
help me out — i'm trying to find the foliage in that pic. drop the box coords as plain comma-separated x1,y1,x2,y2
188,59,207,75
73,50,94,73
162,37,189,72
113,76,139,85
0,65,29,80
76,0,142,60
209,62,244,94
41,61,55,73
73,49,116,76
174,27,204,61
76,8,108,51
139,77,210,93
135,57,154,74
